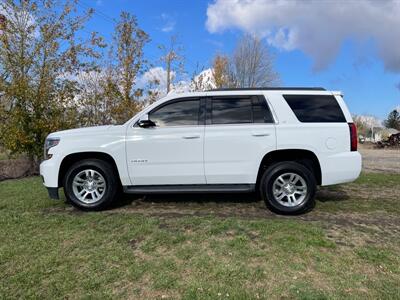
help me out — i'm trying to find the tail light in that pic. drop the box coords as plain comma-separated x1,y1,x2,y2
348,123,357,151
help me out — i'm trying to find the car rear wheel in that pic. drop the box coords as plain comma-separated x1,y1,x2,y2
260,161,316,214
63,159,118,210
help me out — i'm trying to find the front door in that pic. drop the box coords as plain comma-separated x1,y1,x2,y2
126,97,206,185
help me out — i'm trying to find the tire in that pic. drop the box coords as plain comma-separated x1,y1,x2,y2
260,161,316,215
63,159,119,210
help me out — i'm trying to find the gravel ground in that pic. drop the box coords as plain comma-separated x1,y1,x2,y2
359,145,400,174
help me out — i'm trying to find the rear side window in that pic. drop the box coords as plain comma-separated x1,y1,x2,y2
211,96,274,125
212,98,252,124
283,95,346,123
149,98,200,127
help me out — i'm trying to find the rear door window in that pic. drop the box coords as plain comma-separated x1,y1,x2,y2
210,96,274,125
283,95,346,122
212,98,252,124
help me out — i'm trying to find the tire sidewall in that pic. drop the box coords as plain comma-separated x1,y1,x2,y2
64,159,117,210
261,162,316,214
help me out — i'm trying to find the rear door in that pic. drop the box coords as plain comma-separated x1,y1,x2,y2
204,95,276,184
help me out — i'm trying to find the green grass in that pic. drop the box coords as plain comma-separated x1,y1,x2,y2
1,173,400,299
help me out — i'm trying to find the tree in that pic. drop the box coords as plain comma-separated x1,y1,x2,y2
353,115,367,137
75,69,112,126
384,109,400,130
212,54,230,88
230,34,279,88
105,12,150,124
352,115,381,138
73,11,150,125
158,35,184,93
144,76,162,105
0,0,104,163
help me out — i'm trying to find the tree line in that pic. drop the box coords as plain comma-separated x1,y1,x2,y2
0,1,279,163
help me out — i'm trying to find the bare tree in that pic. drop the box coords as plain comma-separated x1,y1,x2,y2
158,35,184,93
143,71,162,105
230,34,279,88
76,70,113,126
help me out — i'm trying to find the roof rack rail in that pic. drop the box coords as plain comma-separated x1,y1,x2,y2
208,87,326,91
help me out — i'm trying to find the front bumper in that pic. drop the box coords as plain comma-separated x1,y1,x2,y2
40,156,61,200
40,156,60,188
47,187,60,199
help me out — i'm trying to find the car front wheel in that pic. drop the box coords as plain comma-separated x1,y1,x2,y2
63,159,118,210
260,161,316,214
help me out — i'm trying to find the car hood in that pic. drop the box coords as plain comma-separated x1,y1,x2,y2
47,125,119,138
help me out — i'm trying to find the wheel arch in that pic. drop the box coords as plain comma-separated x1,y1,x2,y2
58,152,121,187
256,149,322,187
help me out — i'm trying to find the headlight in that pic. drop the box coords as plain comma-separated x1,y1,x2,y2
44,137,60,160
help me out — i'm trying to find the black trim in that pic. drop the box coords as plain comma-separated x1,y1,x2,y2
123,184,255,194
199,97,207,125
47,187,59,200
209,87,326,91
206,97,212,125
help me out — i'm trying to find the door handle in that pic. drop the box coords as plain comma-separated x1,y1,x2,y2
182,135,200,139
252,132,270,137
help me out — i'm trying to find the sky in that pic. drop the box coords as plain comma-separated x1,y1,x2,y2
80,0,400,119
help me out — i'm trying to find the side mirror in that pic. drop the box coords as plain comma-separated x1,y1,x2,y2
138,119,156,128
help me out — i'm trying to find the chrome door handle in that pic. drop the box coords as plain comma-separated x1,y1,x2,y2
182,135,200,139
252,132,270,137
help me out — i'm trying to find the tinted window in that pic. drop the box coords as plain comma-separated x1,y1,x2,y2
211,96,274,124
150,99,200,127
212,98,252,124
252,96,274,123
283,95,346,123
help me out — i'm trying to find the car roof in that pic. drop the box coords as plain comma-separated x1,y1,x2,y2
162,87,333,100
209,87,326,91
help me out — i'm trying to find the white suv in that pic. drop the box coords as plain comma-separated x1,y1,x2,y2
40,88,362,214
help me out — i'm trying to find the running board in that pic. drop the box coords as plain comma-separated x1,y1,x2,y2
123,184,255,194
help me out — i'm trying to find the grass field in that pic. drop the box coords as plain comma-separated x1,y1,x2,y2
1,173,400,299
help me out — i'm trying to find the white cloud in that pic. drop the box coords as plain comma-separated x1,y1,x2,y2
137,67,217,96
160,13,175,33
137,67,174,92
190,68,216,91
206,0,400,72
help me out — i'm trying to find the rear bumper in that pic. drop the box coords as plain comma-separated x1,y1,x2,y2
321,151,362,186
